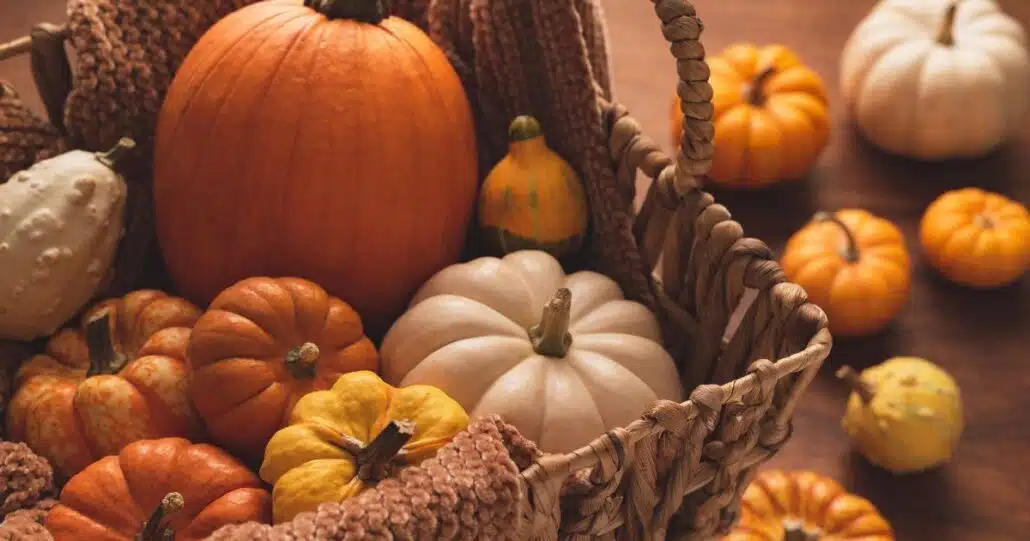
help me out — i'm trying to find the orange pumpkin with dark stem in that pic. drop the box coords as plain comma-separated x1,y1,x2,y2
5,291,203,481
723,470,894,540
920,188,1030,289
188,277,379,463
671,43,830,188
153,0,479,338
46,437,272,541
779,210,911,338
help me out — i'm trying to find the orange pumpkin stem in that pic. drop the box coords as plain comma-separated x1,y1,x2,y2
342,419,415,483
304,0,391,23
835,366,875,403
746,66,777,105
783,521,819,541
84,311,128,377
135,492,185,541
813,212,860,263
936,2,958,46
94,137,137,170
284,342,320,379
529,288,573,358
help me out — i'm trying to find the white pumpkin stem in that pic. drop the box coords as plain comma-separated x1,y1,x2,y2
84,311,129,377
135,492,184,541
836,366,876,403
284,342,320,379
94,137,137,170
529,288,574,358
936,2,959,46
783,520,820,541
813,212,860,263
343,419,415,483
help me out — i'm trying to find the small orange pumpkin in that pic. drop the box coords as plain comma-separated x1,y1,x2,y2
722,470,894,540
46,437,271,541
920,187,1030,289
780,210,911,337
188,277,379,463
5,290,203,480
671,43,830,188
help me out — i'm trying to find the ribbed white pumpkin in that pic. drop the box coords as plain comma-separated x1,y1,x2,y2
840,0,1030,160
0,139,133,340
380,250,684,454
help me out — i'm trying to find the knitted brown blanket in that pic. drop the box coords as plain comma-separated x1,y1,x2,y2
0,82,63,182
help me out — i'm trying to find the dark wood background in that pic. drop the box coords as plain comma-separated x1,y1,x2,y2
2,0,1028,539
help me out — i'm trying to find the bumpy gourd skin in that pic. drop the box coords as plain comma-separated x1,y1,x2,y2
841,357,964,475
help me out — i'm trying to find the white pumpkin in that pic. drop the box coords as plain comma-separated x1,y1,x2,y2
840,0,1030,160
0,139,134,341
380,250,684,454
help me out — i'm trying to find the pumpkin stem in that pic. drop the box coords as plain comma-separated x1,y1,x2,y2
135,492,184,541
94,137,137,170
783,520,820,541
84,310,129,377
285,342,320,379
305,0,392,24
529,288,574,358
348,419,415,483
745,66,777,105
936,2,958,46
836,366,876,403
975,214,996,229
813,211,860,263
508,115,544,143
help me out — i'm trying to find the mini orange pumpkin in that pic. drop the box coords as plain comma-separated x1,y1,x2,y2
722,469,894,540
671,43,830,188
920,188,1030,289
46,437,272,541
780,210,911,337
188,277,379,463
5,290,203,480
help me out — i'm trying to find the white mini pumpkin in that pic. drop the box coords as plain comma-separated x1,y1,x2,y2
380,250,684,454
840,0,1030,160
0,139,134,340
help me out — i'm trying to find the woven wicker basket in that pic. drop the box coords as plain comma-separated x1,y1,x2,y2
0,1,833,539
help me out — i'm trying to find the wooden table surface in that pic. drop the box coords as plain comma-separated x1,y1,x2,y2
2,1,1028,540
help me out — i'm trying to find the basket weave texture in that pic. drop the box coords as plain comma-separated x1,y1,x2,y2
0,0,832,539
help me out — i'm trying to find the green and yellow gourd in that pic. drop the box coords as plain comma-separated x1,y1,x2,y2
478,116,588,259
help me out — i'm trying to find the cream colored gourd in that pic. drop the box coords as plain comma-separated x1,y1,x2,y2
840,0,1030,160
0,139,134,340
380,250,684,454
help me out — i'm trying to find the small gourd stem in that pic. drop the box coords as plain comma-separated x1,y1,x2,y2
975,214,996,229
135,492,185,541
746,66,777,105
783,521,819,541
284,342,320,379
813,211,860,263
94,137,137,170
508,115,544,142
529,288,574,358
836,366,875,403
84,311,128,377
341,420,415,483
936,2,958,46
304,0,392,23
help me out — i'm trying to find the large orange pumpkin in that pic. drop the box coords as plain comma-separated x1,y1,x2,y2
153,0,479,337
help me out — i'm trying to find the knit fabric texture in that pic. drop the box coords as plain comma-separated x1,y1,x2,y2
205,415,541,541
0,441,54,520
0,82,63,182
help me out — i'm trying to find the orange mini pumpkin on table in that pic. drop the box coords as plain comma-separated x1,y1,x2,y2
920,188,1030,289
780,210,912,338
188,277,379,463
46,437,272,541
722,470,894,540
670,43,830,188
5,290,203,480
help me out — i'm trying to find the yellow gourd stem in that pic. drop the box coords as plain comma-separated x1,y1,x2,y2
936,2,959,46
305,0,390,23
745,66,777,106
84,311,129,377
134,492,185,541
284,342,320,379
94,137,137,170
783,521,820,541
339,420,415,483
529,288,573,357
836,366,875,403
814,212,861,263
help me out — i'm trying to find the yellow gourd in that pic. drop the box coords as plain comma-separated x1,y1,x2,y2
837,357,963,475
259,370,469,524
478,115,589,260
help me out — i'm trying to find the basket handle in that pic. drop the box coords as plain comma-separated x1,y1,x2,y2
0,23,72,135
654,0,714,194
